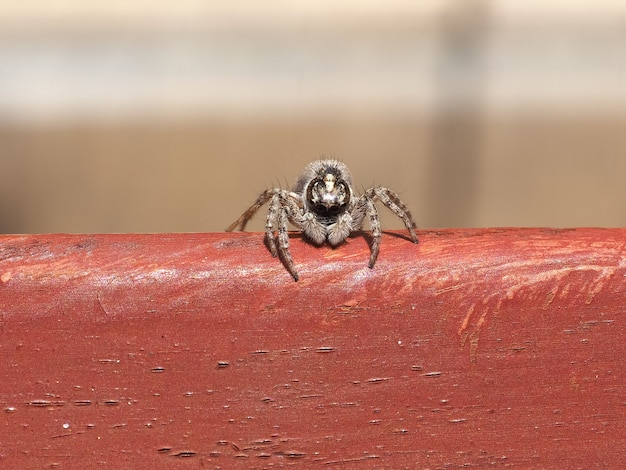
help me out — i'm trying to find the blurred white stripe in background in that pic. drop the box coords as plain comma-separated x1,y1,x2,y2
0,0,624,123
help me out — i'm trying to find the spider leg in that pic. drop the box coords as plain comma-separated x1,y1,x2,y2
363,199,382,268
264,194,281,257
264,191,302,280
226,188,281,232
364,187,418,243
351,196,382,268
276,203,299,281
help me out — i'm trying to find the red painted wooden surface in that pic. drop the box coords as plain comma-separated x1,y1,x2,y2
1,229,625,468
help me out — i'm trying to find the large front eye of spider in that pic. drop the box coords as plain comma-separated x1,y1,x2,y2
306,174,351,216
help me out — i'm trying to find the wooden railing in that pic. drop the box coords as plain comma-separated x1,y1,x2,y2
1,229,625,467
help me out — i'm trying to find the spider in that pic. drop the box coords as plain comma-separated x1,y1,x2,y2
226,159,418,281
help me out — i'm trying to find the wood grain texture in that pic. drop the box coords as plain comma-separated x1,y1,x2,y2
1,229,625,468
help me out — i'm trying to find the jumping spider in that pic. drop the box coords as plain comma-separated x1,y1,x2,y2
226,159,418,281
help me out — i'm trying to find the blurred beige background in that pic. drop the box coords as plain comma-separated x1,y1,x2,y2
1,1,625,233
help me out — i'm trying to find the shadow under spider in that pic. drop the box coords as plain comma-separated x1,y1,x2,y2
349,230,418,244
263,230,417,254
262,230,418,278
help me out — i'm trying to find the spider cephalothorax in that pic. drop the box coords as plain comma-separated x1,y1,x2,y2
227,159,418,281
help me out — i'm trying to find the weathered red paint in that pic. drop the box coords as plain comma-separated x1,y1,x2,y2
1,229,625,467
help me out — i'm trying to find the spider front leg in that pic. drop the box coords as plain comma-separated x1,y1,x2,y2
276,204,299,281
364,199,382,268
352,197,383,268
364,187,419,243
264,194,281,257
264,192,302,281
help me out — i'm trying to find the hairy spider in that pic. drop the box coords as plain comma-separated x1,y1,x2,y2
226,159,418,281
